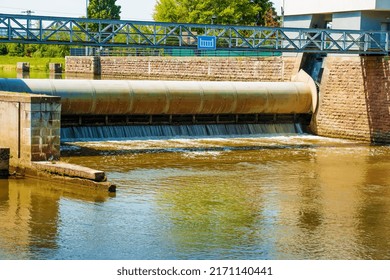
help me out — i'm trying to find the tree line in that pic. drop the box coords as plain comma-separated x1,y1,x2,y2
0,0,278,58
0,43,69,57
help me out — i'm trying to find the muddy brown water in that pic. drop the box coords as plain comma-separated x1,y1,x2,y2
1,134,390,259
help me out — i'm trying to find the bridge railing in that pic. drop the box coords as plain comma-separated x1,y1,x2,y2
0,13,389,55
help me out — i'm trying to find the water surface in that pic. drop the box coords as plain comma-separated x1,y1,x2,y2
1,134,390,259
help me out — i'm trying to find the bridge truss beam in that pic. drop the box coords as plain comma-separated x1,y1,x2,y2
0,13,389,55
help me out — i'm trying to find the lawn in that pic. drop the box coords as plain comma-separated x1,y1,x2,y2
0,56,65,72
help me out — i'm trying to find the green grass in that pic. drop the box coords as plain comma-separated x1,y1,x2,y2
0,55,65,71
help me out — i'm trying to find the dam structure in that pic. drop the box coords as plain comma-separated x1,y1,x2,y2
0,70,316,146
0,0,390,174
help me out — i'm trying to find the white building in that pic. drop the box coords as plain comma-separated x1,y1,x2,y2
284,0,390,31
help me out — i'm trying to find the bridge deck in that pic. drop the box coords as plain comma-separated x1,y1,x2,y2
0,13,389,55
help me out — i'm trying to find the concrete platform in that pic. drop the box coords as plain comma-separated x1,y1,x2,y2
28,161,116,192
32,161,106,182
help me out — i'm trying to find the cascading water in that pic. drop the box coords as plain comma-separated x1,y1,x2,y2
61,123,304,142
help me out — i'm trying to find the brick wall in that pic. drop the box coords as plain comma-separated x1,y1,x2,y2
312,56,390,143
66,56,299,82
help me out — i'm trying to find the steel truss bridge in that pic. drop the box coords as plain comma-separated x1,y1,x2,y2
0,13,389,55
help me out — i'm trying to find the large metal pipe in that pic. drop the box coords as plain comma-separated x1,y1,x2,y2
0,70,317,115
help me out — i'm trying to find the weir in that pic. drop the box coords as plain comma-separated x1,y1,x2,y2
61,123,304,142
0,70,316,141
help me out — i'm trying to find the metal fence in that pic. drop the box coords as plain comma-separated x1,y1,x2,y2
0,13,389,55
69,47,282,57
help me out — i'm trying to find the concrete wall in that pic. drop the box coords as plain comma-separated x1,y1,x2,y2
332,10,390,31
312,56,390,143
332,12,362,30
284,15,313,29
66,56,300,82
361,11,390,30
285,10,390,31
284,0,388,16
0,92,61,167
284,0,390,31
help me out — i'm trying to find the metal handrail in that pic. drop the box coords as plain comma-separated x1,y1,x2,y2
0,13,389,55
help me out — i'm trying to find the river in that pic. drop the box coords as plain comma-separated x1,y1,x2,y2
1,133,390,260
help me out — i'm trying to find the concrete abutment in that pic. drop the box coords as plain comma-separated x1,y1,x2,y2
0,92,61,166
312,56,390,143
0,92,115,192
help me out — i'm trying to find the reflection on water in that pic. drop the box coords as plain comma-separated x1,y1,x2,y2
0,178,113,260
1,135,390,260
0,69,96,80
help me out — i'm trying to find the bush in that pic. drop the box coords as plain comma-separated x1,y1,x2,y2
8,43,24,56
0,43,70,58
0,44,7,55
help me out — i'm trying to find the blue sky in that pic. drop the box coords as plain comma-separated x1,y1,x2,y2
0,0,283,21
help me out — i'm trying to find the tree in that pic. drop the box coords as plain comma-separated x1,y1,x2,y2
7,43,25,57
153,0,279,26
0,44,8,55
250,0,278,26
87,0,121,20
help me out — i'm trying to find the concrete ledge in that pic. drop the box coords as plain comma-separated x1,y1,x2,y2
12,162,116,192
32,161,106,182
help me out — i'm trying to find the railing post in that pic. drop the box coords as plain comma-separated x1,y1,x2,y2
7,17,11,40
343,31,346,52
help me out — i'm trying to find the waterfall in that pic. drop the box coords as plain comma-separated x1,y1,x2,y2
61,123,304,142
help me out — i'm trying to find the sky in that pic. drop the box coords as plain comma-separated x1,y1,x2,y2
0,0,283,21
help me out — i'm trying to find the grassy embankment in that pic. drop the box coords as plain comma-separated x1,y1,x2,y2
0,56,65,72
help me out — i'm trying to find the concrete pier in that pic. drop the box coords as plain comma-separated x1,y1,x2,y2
0,91,61,166
49,63,63,73
0,91,115,192
16,62,30,73
0,148,10,179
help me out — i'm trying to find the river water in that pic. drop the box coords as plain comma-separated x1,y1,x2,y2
1,133,390,260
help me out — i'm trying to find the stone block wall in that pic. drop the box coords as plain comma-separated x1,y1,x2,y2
312,56,390,143
0,92,61,167
66,56,300,82
65,56,100,75
29,101,61,161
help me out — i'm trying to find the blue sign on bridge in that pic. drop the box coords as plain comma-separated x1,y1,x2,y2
197,36,217,50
